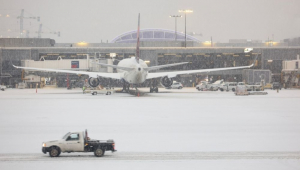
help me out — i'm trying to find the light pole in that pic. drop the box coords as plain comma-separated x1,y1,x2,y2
169,15,182,41
179,9,193,47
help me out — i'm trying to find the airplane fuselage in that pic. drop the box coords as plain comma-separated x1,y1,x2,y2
117,57,148,84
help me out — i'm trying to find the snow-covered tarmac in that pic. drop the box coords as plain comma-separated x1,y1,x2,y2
0,88,300,169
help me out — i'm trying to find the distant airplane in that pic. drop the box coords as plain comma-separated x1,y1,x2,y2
13,14,257,93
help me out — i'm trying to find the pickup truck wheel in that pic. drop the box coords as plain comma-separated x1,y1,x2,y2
49,147,60,157
94,148,105,157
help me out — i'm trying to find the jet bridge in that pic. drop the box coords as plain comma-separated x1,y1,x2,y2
21,57,113,73
20,56,113,88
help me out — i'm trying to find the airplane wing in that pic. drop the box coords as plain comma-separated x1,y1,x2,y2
12,65,122,79
144,62,189,71
147,53,258,79
146,64,253,79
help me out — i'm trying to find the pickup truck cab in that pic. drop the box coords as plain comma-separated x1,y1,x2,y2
42,130,116,157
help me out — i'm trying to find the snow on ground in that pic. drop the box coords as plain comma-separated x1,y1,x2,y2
0,87,300,169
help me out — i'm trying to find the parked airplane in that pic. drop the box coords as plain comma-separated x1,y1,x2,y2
13,14,257,93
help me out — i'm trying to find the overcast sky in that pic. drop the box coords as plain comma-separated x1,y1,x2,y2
1,0,300,43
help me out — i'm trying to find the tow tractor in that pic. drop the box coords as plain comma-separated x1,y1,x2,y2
42,130,116,157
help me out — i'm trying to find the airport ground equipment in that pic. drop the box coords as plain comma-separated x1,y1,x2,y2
165,82,183,89
0,85,6,91
24,75,41,88
220,82,261,92
220,82,237,92
249,91,268,95
242,69,272,85
282,57,300,88
42,130,116,157
82,85,114,95
239,82,261,91
235,83,249,95
208,79,224,90
17,82,26,89
262,83,272,90
196,82,209,91
272,82,281,90
91,88,114,95
196,80,222,91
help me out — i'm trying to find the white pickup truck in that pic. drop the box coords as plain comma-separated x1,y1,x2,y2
42,130,116,157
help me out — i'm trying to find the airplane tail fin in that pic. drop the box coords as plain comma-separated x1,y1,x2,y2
135,13,140,63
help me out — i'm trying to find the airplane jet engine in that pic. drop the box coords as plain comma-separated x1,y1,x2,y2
88,77,100,87
161,76,173,88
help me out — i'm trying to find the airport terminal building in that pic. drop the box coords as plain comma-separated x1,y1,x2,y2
1,30,300,88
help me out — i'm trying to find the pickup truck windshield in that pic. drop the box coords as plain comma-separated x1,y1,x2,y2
62,132,70,139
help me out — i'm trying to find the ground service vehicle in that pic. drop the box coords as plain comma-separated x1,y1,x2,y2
272,82,282,90
42,130,116,157
238,82,261,91
235,83,249,95
0,85,6,91
220,82,237,92
166,82,183,89
196,81,208,91
196,81,219,91
208,80,224,91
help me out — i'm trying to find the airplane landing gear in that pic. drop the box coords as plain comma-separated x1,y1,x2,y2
150,87,158,93
122,81,130,93
150,79,158,93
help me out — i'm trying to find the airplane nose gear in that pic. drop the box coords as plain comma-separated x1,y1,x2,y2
122,81,130,93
